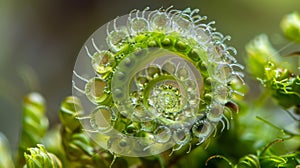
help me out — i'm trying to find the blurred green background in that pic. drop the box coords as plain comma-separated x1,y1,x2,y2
0,0,300,152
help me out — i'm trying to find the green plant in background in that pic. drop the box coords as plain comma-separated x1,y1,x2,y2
24,144,62,168
246,12,300,114
205,11,300,168
0,133,14,168
281,12,300,43
0,8,300,168
246,34,300,109
17,93,49,167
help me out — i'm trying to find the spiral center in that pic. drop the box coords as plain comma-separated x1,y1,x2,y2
153,84,181,113
159,90,178,110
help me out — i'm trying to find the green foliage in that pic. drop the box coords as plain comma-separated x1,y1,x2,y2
19,93,48,149
241,11,300,168
0,10,300,168
24,144,62,168
59,96,95,166
246,34,281,79
259,152,300,168
246,33,300,108
264,63,300,108
59,96,113,167
0,133,14,168
281,12,300,43
59,96,82,132
207,139,300,168
17,92,49,167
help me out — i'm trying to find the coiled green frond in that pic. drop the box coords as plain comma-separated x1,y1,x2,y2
72,7,244,157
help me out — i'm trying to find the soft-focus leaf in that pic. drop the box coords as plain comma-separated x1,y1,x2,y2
246,34,280,79
281,12,300,43
0,133,14,168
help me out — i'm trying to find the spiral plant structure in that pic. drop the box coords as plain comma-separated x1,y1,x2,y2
72,7,244,157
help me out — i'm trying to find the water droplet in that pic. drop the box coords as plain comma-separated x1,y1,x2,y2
150,13,169,31
207,46,223,62
128,18,149,34
173,128,191,146
162,61,176,75
192,120,213,138
107,29,128,52
154,126,171,143
90,106,114,132
136,131,155,150
176,66,189,80
85,77,109,104
91,51,115,77
195,28,210,43
207,103,224,122
214,85,231,104
146,65,161,79
172,15,192,34
214,63,233,82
